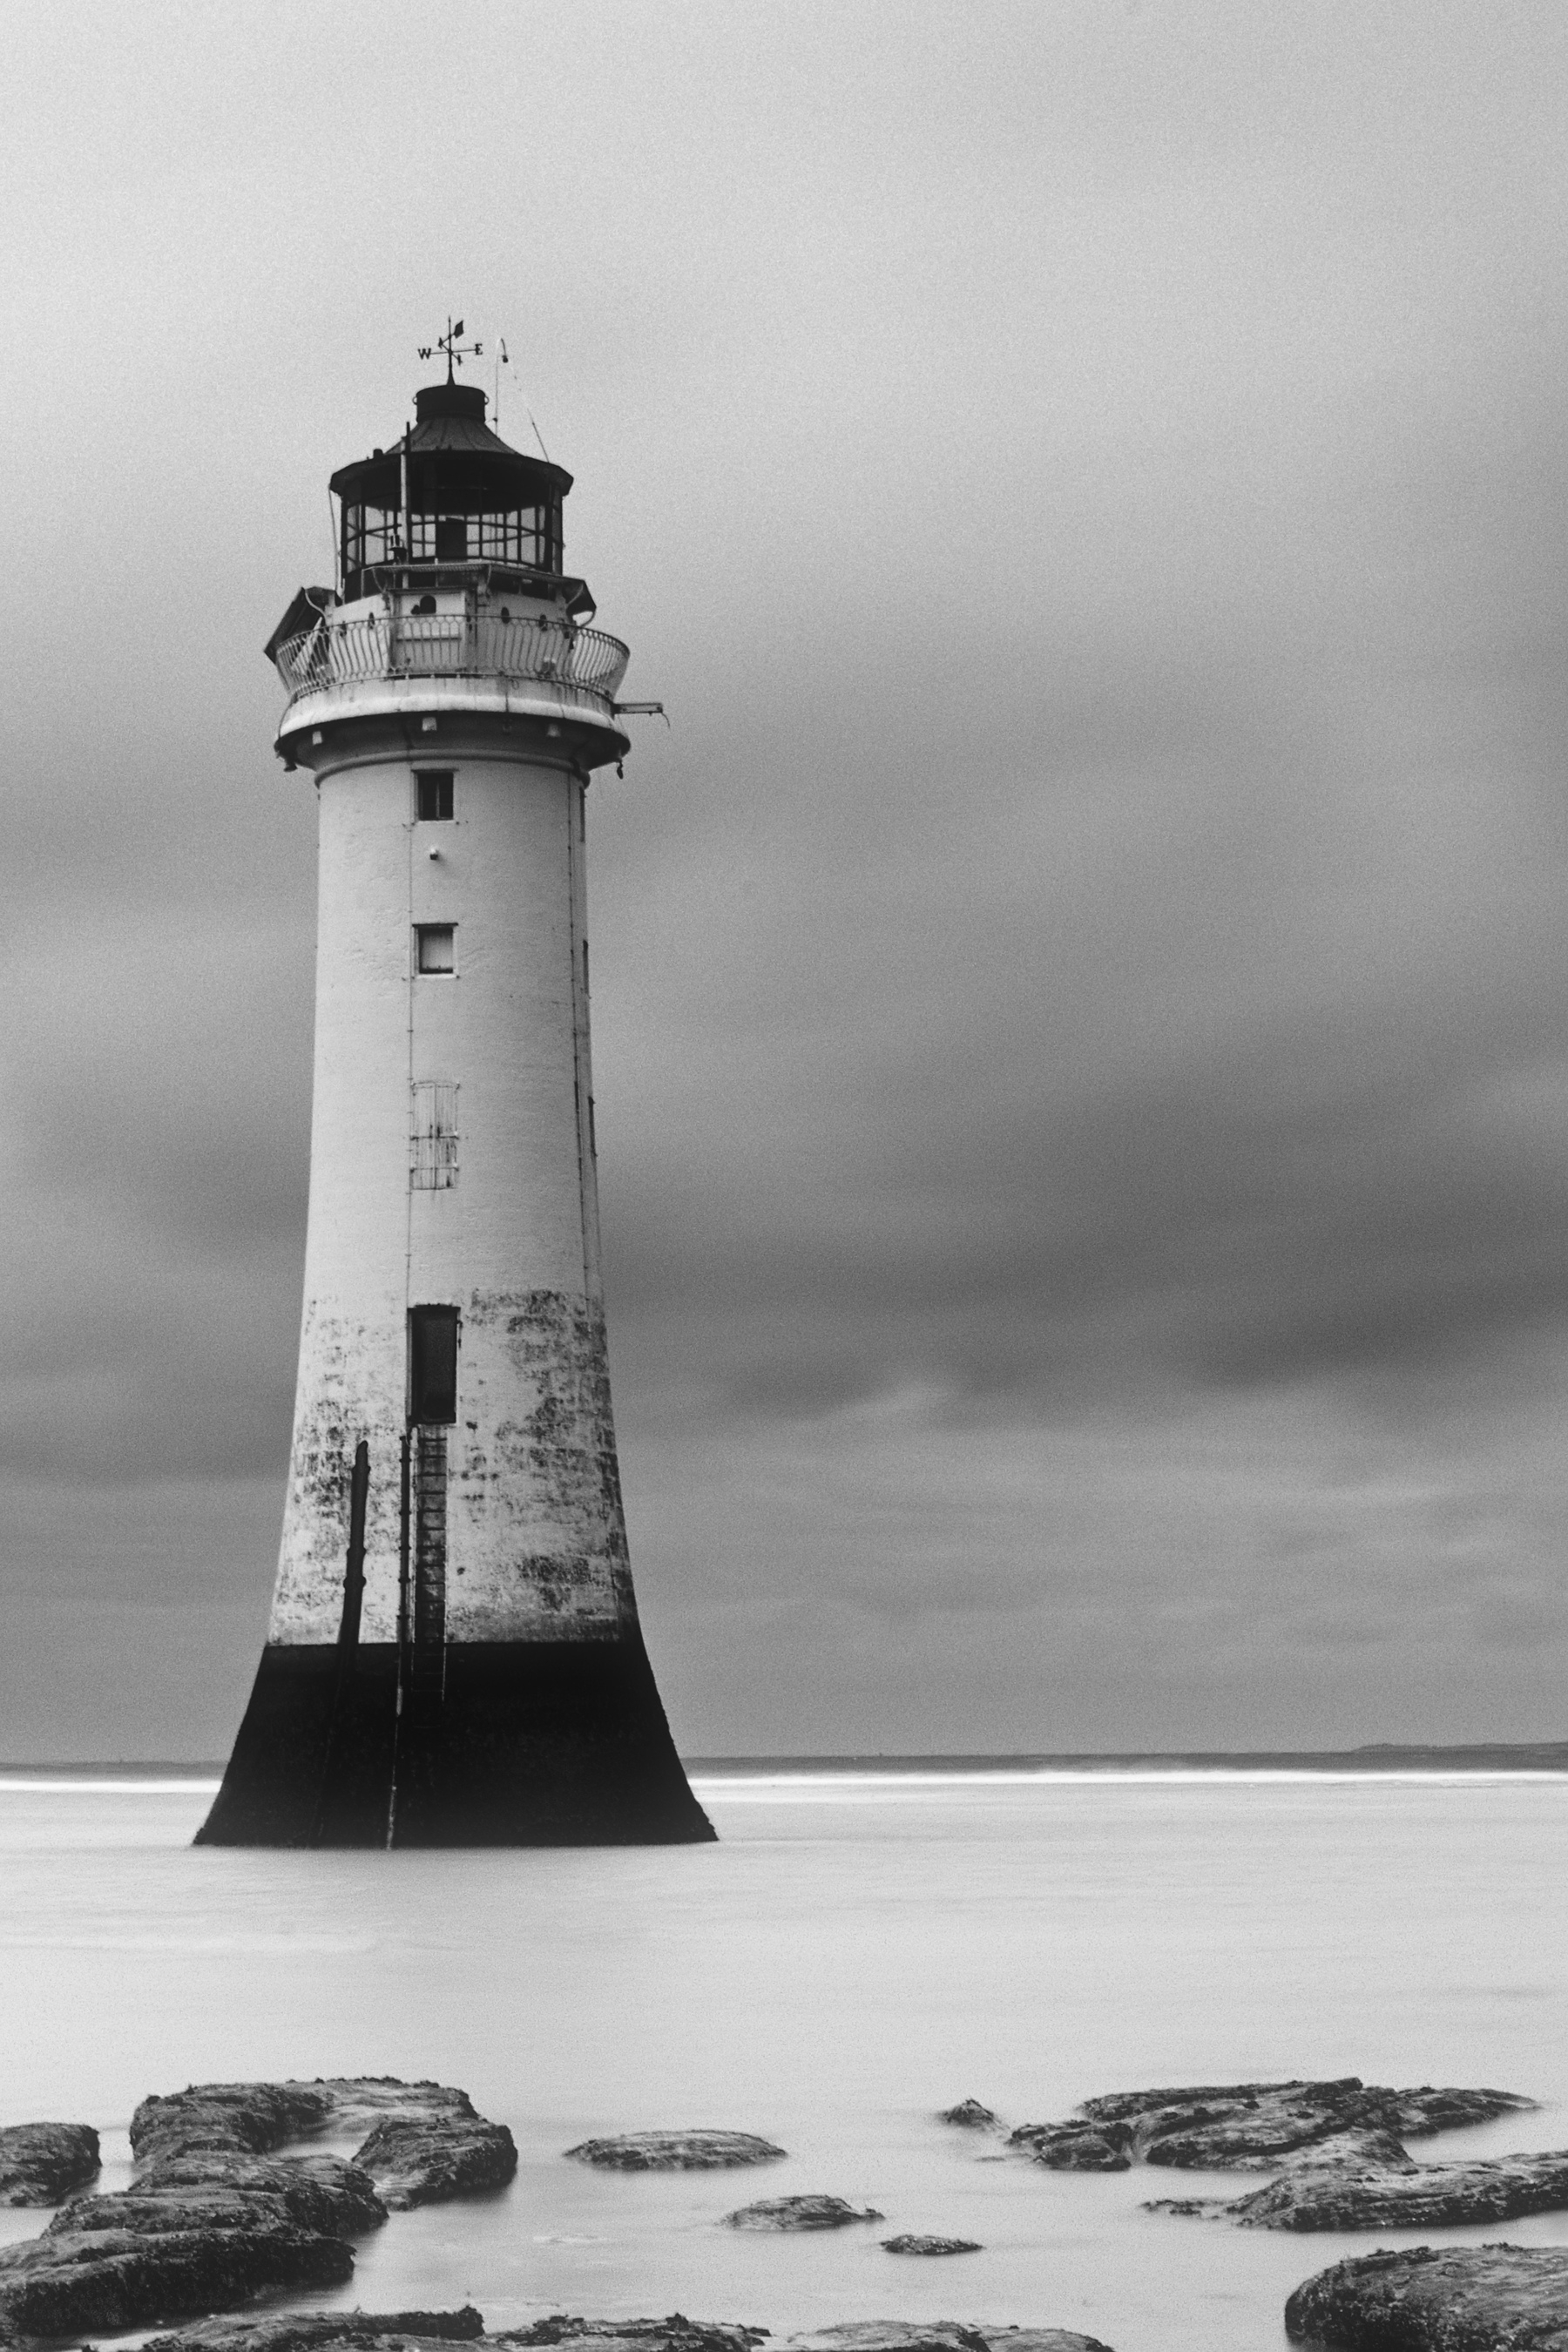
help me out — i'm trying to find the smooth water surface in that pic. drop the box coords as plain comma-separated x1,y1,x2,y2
2,1770,1565,2352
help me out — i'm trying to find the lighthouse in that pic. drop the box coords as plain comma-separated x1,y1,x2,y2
198,348,713,1847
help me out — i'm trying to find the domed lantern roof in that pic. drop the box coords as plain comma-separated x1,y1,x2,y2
329,381,572,517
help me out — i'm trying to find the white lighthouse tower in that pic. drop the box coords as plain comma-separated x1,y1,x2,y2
199,343,713,1846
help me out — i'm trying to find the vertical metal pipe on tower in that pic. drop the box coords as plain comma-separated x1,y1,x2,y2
198,375,713,1848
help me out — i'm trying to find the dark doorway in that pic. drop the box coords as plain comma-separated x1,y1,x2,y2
409,1305,459,1424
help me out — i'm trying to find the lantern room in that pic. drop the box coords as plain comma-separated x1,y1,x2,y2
331,382,573,600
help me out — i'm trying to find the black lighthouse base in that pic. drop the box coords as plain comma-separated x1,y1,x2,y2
195,1634,716,1848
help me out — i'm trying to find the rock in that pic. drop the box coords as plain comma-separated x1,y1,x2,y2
1009,2125,1132,2173
0,2218,353,2337
937,2103,997,2129
53,2153,387,2238
880,2236,983,2256
307,2078,479,2134
791,2333,989,2352
145,2311,486,2352
1282,2243,1568,2347
723,2195,882,2232
499,2322,766,2352
0,2078,515,2342
0,2139,389,2336
791,2328,1114,2352
1105,2078,1526,2168
130,2085,335,2166
0,2125,99,2207
983,2339,1119,2352
564,2132,787,2172
1158,2147,1568,2232
353,2118,517,2211
131,2078,482,2167
1270,2127,1417,2173
1009,2078,1531,2173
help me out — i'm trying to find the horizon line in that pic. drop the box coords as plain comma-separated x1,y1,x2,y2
3,1738,1567,1775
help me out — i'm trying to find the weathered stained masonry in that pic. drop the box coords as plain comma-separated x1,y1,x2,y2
198,375,712,1848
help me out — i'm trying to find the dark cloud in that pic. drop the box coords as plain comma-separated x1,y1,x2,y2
4,0,1568,1752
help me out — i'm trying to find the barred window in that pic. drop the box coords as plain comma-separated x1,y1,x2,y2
411,1080,459,1190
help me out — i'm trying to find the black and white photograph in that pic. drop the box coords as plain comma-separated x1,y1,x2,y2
3,4,1568,2346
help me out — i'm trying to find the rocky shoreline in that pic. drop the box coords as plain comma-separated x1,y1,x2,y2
0,2078,517,2341
940,2075,1568,2237
6,2071,1568,2349
132,2313,1115,2352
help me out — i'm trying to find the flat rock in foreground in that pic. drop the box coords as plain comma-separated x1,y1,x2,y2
564,2132,786,2172
1154,2146,1568,2231
1283,2243,1568,2347
881,2235,981,2257
145,2309,486,2352
1010,2078,1531,2172
500,2321,766,2352
791,2327,1114,2352
353,2118,517,2210
0,2125,100,2207
0,2217,353,2337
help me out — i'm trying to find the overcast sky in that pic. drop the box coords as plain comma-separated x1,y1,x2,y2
4,1,1568,1758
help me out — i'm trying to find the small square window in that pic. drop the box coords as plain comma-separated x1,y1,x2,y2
416,924,455,975
416,770,454,821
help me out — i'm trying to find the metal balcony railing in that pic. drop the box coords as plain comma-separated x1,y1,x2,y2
274,612,632,716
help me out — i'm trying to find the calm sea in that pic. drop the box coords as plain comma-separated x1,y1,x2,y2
1,1768,1565,2352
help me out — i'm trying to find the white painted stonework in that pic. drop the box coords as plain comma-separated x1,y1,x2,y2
268,706,639,1648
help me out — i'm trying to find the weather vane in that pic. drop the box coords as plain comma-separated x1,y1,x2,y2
418,317,483,382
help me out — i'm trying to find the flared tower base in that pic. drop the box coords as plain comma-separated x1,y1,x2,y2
196,1634,715,1848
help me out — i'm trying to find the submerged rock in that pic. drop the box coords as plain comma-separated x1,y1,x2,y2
1283,2243,1568,2345
0,2124,99,2207
353,2117,517,2211
145,2310,486,2352
880,2235,982,2256
723,2195,882,2231
937,2103,997,2130
564,2132,787,2172
1156,2147,1568,2232
0,2216,353,2336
